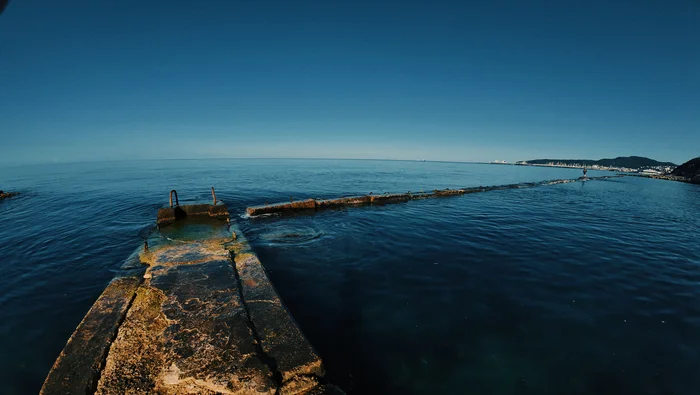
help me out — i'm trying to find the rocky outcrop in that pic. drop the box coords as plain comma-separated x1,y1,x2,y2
0,190,19,200
0,0,9,16
672,157,700,184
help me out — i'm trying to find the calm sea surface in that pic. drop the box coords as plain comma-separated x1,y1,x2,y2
1,159,699,394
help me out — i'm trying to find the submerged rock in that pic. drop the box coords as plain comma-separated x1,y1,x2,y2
0,190,19,200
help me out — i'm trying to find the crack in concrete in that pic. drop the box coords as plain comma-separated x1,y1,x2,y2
229,251,285,394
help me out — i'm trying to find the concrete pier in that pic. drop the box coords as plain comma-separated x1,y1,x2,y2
42,199,343,395
246,175,623,216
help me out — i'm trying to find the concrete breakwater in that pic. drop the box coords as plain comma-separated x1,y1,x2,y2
41,198,343,395
247,175,623,216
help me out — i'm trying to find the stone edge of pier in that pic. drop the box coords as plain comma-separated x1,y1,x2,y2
40,274,144,395
246,175,624,216
227,224,338,394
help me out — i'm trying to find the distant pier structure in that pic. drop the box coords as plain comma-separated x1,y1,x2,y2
247,175,623,217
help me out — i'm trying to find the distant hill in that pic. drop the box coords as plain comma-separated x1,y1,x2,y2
671,157,700,184
524,156,676,169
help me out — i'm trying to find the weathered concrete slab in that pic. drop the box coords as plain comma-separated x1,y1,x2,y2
230,229,326,394
95,240,276,395
234,252,282,303
316,196,371,209
157,203,229,226
246,175,625,216
432,188,465,197
149,242,230,266
40,275,142,395
369,193,412,204
247,300,324,382
247,199,318,216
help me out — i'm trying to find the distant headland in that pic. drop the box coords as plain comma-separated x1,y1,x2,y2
671,157,700,184
515,156,677,173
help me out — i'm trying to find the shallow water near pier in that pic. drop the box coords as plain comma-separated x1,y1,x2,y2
1,159,699,394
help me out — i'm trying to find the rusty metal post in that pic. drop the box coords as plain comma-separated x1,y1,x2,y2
169,190,179,208
211,187,217,205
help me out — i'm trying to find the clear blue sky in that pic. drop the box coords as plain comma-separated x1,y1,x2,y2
1,0,698,165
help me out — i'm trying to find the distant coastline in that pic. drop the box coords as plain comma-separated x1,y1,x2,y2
514,156,676,174
500,155,699,185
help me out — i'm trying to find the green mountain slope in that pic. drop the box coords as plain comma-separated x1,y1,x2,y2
671,157,700,184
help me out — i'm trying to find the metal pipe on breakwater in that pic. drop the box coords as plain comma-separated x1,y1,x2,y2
246,175,624,216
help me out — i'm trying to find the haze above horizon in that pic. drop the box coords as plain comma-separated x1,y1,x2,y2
1,0,698,166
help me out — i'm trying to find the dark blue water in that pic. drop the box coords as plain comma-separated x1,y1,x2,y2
1,159,698,394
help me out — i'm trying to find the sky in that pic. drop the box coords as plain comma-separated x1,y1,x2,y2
1,0,698,165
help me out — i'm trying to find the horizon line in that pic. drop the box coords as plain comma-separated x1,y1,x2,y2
0,157,490,169
0,154,689,169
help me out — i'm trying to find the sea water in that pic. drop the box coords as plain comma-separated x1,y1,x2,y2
1,159,698,394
